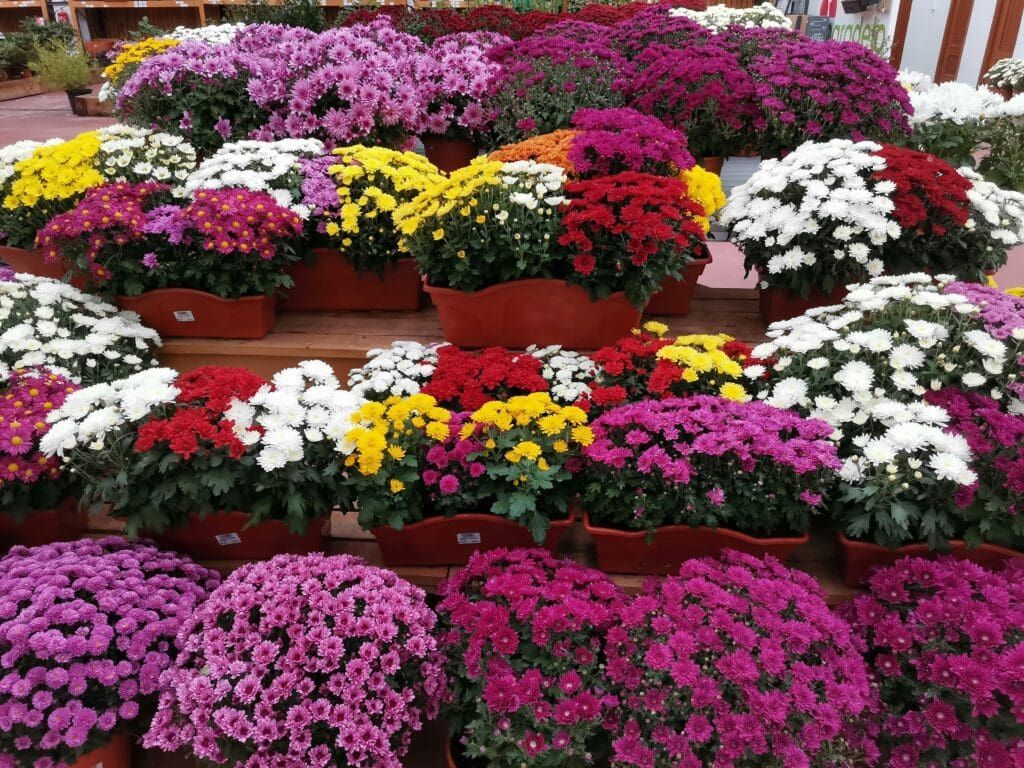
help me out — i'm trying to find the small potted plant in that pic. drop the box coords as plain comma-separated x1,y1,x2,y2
40,183,303,339
0,537,220,768
578,395,839,573
27,40,93,115
287,145,444,311
343,392,590,565
723,140,1024,323
906,81,997,168
42,362,360,559
0,272,161,384
583,323,766,412
437,548,624,768
144,553,446,768
750,275,1024,584
0,367,86,548
985,56,1024,95
841,558,1024,767
605,550,871,768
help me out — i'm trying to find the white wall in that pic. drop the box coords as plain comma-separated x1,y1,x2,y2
898,0,951,74
958,0,997,82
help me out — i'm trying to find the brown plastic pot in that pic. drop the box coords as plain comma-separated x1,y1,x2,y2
421,135,478,173
759,284,848,324
425,279,642,349
837,533,1024,587
0,245,68,280
282,251,422,311
699,156,724,175
116,289,276,339
68,731,130,768
645,254,712,316
583,511,809,575
149,512,327,561
372,509,575,567
0,499,87,549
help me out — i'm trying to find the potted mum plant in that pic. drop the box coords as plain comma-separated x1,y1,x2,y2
750,275,1024,584
0,367,86,548
842,558,1024,768
42,362,360,559
578,395,839,573
343,392,590,565
606,551,872,768
437,548,624,768
0,537,219,768
0,272,160,384
286,145,444,311
724,140,1024,322
27,40,93,116
399,158,707,348
144,553,446,768
39,183,302,339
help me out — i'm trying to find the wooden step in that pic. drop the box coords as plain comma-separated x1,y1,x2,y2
157,285,767,378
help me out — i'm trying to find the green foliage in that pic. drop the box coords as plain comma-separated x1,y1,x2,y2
906,118,983,170
130,17,168,40
981,116,1024,193
28,40,92,92
227,0,326,31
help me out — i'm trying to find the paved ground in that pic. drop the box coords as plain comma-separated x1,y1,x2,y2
2,91,1023,289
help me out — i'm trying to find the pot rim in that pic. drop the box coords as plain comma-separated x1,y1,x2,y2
423,277,629,301
582,509,810,546
371,507,576,536
836,531,1023,557
116,288,273,305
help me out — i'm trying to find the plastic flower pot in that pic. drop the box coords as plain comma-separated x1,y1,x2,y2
425,279,642,349
582,511,810,575
837,533,1024,587
699,156,725,175
66,88,91,116
645,254,712,316
372,509,576,567
0,245,68,280
68,731,130,768
148,511,327,561
421,135,479,174
0,498,87,549
759,284,849,324
281,251,422,311
116,289,276,339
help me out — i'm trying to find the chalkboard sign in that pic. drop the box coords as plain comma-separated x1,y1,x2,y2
805,16,832,40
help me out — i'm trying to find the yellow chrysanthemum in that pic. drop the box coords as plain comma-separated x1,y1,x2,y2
678,165,726,234
389,478,405,493
5,132,104,209
719,382,748,402
102,37,180,86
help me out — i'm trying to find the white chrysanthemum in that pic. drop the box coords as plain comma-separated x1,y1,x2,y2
834,361,874,392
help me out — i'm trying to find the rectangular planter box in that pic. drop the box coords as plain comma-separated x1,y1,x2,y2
645,254,712,316
583,511,809,575
117,289,276,339
281,250,423,311
148,511,327,561
373,509,575,566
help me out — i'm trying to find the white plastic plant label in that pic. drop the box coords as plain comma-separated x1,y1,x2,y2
456,532,481,545
215,532,241,546
173,310,195,322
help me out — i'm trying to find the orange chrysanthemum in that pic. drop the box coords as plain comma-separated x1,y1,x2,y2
489,130,578,173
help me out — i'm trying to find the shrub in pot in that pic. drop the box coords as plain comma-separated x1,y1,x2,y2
343,392,592,563
605,550,872,768
0,537,220,768
905,82,997,168
750,275,1024,576
41,362,361,557
722,140,1024,322
144,553,446,768
578,395,839,572
27,40,92,114
0,367,84,547
437,548,624,767
38,183,302,338
0,272,160,385
985,56,1024,94
841,557,1024,767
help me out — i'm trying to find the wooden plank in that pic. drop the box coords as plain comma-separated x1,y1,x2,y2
0,76,47,101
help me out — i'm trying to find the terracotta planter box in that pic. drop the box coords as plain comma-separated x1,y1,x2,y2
117,289,276,339
149,511,327,561
583,511,809,575
759,284,848,325
0,244,68,280
699,156,725,175
645,254,712,316
0,499,87,549
372,509,575,567
425,279,642,349
421,135,478,173
837,533,1024,587
69,731,130,768
282,251,422,311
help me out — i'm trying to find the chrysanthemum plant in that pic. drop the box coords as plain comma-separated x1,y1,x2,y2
41,362,360,535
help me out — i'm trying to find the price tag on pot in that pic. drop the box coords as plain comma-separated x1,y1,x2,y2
456,532,481,545
173,310,195,322
215,532,241,546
